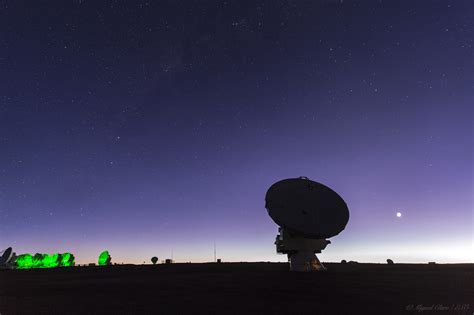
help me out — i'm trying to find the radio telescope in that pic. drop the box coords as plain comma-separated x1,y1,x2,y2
265,177,349,271
98,250,112,266
0,247,13,268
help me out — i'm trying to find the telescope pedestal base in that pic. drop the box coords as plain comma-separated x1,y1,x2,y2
275,228,330,272
289,251,326,272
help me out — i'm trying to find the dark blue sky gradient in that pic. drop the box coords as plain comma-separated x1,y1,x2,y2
0,0,472,263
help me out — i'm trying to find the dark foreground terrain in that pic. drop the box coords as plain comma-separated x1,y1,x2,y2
1,262,473,315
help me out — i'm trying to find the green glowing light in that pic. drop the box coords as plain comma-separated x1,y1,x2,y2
33,253,45,268
98,250,111,266
61,252,75,267
14,252,75,269
15,254,33,269
43,253,60,268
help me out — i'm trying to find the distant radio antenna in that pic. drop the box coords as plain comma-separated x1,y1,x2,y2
214,242,216,263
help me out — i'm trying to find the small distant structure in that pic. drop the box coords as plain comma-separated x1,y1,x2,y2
165,259,173,264
428,261,436,265
340,260,347,264
88,263,96,266
216,259,222,263
348,261,358,265
151,257,158,265
386,259,394,265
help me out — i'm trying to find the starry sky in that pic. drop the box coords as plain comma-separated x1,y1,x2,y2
0,1,473,264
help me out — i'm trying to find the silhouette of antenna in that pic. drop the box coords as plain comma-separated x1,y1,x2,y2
0,247,13,268
214,242,216,263
265,176,350,272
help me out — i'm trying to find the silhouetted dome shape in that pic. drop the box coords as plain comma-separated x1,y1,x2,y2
387,259,394,265
265,177,349,238
151,257,158,265
341,260,347,264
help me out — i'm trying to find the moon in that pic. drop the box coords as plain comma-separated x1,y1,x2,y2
396,212,402,218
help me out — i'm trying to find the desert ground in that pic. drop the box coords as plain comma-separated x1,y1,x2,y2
1,262,473,315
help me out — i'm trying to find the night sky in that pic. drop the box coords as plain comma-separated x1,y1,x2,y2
1,1,472,264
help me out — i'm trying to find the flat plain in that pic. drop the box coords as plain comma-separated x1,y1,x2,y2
1,262,473,315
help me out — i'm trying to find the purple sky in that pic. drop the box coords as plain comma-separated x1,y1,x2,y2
1,1,472,264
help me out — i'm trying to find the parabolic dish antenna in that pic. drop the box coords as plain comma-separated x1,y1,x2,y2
98,250,111,266
0,247,13,267
265,177,350,271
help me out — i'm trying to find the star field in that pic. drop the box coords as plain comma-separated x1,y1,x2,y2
0,0,472,264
